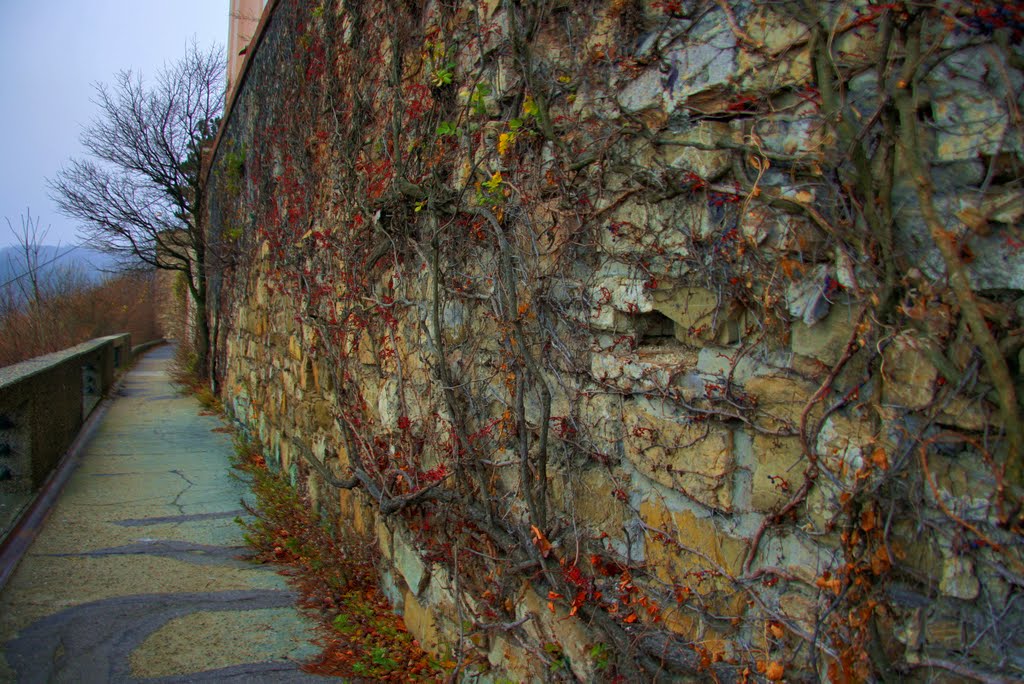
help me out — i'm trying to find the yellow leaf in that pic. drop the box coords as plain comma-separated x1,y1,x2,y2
498,132,515,155
523,95,539,117
482,170,503,191
748,155,770,172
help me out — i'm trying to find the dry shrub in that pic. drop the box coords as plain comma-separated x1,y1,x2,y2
0,272,160,367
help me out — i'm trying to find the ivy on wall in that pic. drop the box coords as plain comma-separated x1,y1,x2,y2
206,1,1024,680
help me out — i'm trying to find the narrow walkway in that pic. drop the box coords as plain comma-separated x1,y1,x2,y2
0,346,327,682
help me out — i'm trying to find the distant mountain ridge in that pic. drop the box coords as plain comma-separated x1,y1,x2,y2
0,244,122,290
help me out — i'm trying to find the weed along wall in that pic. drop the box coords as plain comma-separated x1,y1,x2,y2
204,1,1024,680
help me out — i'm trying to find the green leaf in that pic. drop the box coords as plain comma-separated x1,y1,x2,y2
435,121,458,137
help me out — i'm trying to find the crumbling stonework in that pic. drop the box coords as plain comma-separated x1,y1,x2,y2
204,1,1024,680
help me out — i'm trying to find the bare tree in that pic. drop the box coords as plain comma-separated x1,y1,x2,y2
4,208,50,308
48,40,225,374
1,209,95,360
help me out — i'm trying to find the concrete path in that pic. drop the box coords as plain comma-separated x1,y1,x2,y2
0,346,328,682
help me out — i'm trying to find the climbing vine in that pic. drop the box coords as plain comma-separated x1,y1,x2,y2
208,0,1024,680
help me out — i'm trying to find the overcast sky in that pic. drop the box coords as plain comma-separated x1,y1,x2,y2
0,1,227,249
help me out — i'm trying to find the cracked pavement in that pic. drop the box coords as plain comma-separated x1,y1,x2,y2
0,346,329,682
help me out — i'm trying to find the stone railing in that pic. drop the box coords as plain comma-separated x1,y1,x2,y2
0,334,133,491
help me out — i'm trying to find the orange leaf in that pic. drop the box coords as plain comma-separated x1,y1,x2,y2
765,661,785,681
871,447,889,470
769,622,785,639
815,575,841,595
548,591,563,600
531,525,553,558
780,258,805,279
871,545,891,575
623,612,638,623
547,601,556,613
860,508,876,532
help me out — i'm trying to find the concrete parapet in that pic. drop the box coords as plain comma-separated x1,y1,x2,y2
0,334,131,491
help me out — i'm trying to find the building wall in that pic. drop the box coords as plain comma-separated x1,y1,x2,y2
204,1,1024,680
227,0,265,95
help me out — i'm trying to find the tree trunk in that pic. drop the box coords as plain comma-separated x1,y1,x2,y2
192,240,210,379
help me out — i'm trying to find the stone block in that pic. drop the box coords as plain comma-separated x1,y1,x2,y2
742,205,825,255
658,122,734,180
316,360,332,391
590,346,696,392
520,584,596,683
617,68,663,114
805,476,843,532
778,590,818,632
311,400,334,429
923,618,967,650
753,100,825,158
940,555,979,600
815,414,869,475
281,370,296,399
577,394,623,461
299,358,313,391
623,398,733,510
393,529,429,596
561,467,632,533
750,435,804,511
662,21,737,111
922,453,993,524
440,300,469,345
376,377,402,430
522,370,570,427
882,334,937,410
744,373,817,431
279,439,291,472
652,287,744,345
288,335,303,361
735,9,812,91
791,299,857,367
487,635,535,683
402,589,441,653
933,94,1014,162
640,500,747,618
937,395,994,432
588,262,655,324
354,330,374,366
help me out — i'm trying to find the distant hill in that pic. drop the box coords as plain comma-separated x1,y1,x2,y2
0,245,124,300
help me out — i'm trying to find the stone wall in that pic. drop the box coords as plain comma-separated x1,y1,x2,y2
205,1,1024,680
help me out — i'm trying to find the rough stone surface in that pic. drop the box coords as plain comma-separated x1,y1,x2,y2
200,1,1024,679
624,398,733,510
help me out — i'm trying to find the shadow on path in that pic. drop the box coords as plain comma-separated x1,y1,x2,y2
0,346,330,681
